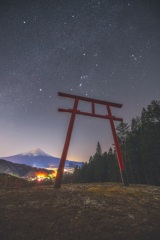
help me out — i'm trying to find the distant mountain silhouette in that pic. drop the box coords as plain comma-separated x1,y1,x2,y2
0,158,54,178
2,148,83,169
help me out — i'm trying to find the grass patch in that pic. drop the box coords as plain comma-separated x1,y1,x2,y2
0,183,160,240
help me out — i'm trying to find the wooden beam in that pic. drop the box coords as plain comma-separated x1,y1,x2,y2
58,108,123,122
58,92,122,108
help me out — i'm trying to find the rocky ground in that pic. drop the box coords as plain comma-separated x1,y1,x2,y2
0,182,160,240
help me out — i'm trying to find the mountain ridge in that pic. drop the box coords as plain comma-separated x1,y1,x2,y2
2,148,83,169
0,158,54,178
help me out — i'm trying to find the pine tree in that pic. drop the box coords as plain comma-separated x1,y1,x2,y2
96,141,102,156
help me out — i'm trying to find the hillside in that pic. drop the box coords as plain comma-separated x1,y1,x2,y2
0,159,54,178
0,173,34,188
0,183,160,240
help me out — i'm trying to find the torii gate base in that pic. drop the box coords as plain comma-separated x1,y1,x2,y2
54,92,129,189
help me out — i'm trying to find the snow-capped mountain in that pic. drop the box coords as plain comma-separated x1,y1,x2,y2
2,148,83,169
20,148,50,157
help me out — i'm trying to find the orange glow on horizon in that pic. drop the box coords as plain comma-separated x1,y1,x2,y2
36,171,47,178
35,171,56,181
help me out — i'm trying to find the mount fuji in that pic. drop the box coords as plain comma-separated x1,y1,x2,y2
2,148,83,169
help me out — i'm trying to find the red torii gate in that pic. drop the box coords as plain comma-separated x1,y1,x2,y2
54,92,129,188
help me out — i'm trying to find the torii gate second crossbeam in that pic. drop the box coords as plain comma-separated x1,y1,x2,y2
54,92,129,188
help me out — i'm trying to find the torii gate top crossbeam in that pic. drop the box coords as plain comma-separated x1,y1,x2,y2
58,92,123,122
58,92,122,108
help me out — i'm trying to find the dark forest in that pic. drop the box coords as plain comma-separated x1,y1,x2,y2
64,100,160,186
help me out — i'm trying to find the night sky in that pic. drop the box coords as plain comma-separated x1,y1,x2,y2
0,0,160,162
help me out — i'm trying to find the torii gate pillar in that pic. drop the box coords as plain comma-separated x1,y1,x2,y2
54,92,129,188
54,98,78,188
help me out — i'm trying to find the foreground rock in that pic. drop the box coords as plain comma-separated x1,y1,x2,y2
0,183,160,240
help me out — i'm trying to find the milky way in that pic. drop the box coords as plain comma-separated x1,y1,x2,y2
0,0,160,161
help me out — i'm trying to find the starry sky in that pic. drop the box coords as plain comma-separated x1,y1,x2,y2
0,0,160,162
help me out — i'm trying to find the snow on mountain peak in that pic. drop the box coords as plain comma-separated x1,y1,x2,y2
20,148,51,157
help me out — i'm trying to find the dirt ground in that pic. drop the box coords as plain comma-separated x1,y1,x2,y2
0,182,160,240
